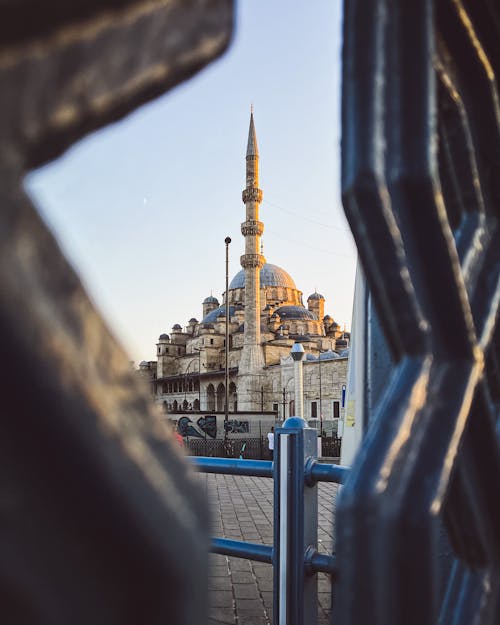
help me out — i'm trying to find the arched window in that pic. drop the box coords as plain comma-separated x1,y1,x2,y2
182,399,188,411
207,384,215,411
193,398,200,411
229,382,237,412
216,383,225,412
173,400,178,411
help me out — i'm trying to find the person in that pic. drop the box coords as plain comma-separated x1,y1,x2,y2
267,426,275,459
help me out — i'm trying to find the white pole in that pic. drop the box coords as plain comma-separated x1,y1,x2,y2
290,343,305,418
279,433,289,625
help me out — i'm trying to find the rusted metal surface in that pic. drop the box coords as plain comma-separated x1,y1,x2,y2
0,1,233,623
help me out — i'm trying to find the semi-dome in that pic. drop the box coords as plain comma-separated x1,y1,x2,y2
172,324,182,331
158,333,169,340
229,263,297,290
274,305,315,320
189,318,198,323
202,305,236,324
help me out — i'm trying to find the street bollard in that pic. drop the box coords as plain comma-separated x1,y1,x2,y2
274,416,318,625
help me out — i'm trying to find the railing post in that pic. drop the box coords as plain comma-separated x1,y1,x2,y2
274,416,318,625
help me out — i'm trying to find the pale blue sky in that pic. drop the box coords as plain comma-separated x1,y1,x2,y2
26,2,356,363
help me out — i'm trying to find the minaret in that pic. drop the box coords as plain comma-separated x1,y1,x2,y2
237,109,266,411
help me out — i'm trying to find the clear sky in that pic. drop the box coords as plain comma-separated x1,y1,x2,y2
25,1,356,364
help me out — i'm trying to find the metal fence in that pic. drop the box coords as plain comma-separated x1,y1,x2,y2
186,436,266,459
185,435,343,460
190,417,349,625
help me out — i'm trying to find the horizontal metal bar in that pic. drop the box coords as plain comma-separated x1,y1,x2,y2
188,456,273,478
304,546,337,577
308,461,350,484
309,552,337,577
211,537,273,564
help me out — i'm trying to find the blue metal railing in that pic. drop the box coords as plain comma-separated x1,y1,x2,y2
191,417,349,625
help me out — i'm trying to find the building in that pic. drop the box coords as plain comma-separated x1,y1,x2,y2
139,111,349,427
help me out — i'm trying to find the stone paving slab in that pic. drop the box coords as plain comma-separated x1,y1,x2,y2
197,473,339,625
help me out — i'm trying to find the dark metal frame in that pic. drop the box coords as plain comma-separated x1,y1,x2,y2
338,1,500,623
0,2,233,623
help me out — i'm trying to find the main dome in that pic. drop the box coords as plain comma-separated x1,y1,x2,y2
229,263,297,290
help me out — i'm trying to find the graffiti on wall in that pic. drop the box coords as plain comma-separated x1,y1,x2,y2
177,415,217,439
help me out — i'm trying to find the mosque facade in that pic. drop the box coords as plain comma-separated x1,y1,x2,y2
139,112,349,424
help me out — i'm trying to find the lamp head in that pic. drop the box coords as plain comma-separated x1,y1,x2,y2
290,342,305,362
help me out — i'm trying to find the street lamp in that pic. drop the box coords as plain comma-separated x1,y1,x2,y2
224,236,231,440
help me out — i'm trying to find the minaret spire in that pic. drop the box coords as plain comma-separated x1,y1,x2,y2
238,108,266,411
246,109,259,158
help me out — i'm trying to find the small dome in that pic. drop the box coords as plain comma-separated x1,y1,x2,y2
275,305,316,320
319,350,341,360
203,295,219,304
201,305,235,324
172,324,182,331
307,292,325,301
323,315,333,322
139,360,149,366
158,333,169,341
229,263,297,290
189,318,198,324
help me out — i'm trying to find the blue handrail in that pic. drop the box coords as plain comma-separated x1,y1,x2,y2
307,460,350,485
188,456,273,478
212,537,273,564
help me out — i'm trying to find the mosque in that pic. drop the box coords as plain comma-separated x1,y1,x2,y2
139,112,349,424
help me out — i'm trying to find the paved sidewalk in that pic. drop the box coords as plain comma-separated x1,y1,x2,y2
197,473,339,625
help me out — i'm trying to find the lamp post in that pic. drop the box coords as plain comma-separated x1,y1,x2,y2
290,342,305,418
224,236,231,440
318,353,323,437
